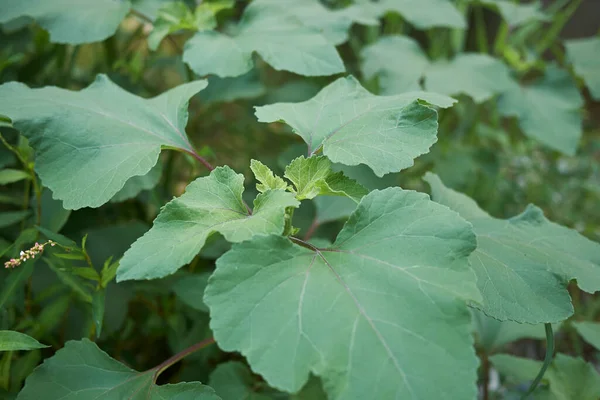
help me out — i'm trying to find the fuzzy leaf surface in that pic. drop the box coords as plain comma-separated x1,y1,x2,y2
251,160,289,193
498,66,583,155
362,36,513,102
16,339,220,399
205,188,480,399
0,75,207,209
0,0,130,44
183,1,344,78
118,166,299,281
255,76,455,177
425,172,600,323
565,37,600,101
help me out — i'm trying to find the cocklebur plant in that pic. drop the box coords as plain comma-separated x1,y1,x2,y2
1,1,600,399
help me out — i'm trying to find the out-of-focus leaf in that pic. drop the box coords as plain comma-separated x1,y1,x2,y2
0,331,48,352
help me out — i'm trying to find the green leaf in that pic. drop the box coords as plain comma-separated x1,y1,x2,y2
471,309,548,352
313,196,357,224
498,66,583,155
255,76,455,177
425,172,600,323
172,272,210,312
148,1,232,51
0,331,48,352
0,169,29,184
201,72,267,104
250,160,289,193
565,37,600,101
38,188,71,233
491,354,600,400
118,166,299,281
16,339,221,399
92,290,105,339
205,188,480,398
111,161,162,202
183,1,345,78
474,0,549,27
0,260,33,310
358,0,466,30
573,321,600,351
362,35,513,102
0,210,30,229
0,75,207,209
284,156,368,203
0,0,130,44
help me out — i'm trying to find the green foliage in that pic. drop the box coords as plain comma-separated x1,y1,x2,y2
1,1,599,399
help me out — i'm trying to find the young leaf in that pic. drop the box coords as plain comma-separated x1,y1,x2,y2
358,0,466,30
118,166,299,281
0,0,130,44
425,172,600,323
17,339,220,399
0,331,48,352
205,188,480,399
573,321,600,351
284,156,368,203
255,76,455,177
362,36,513,102
183,1,344,78
472,0,549,27
0,75,207,209
250,160,289,193
498,66,583,155
565,37,600,101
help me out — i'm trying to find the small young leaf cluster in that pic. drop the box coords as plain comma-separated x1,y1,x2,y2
0,1,600,399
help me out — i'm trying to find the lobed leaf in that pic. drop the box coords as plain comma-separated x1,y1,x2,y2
205,187,480,399
117,166,299,281
425,172,600,323
497,66,583,155
183,1,344,78
0,0,130,44
0,75,207,209
255,76,455,177
16,339,220,399
362,35,513,102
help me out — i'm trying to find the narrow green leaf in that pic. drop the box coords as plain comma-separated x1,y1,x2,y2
362,35,513,102
16,339,221,399
35,226,77,249
250,160,288,193
0,258,34,310
92,290,105,339
183,1,344,78
425,172,600,323
0,331,48,352
0,211,30,229
498,66,583,155
0,169,29,185
256,76,455,177
118,166,299,281
573,321,600,351
565,37,600,101
0,0,130,44
205,188,480,398
0,75,208,209
45,260,94,303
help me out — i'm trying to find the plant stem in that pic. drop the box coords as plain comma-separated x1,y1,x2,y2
151,337,216,382
474,6,489,53
493,22,509,55
521,324,554,399
481,352,490,400
535,0,583,56
184,149,214,171
303,217,319,241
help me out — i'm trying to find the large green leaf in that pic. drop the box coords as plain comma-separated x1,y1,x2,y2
183,1,344,78
0,331,48,352
118,166,299,281
498,66,583,155
255,76,455,177
565,37,600,101
362,35,513,102
0,0,130,44
357,0,465,29
0,75,207,209
472,0,548,27
425,173,600,323
205,188,481,399
16,339,220,399
573,321,600,351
